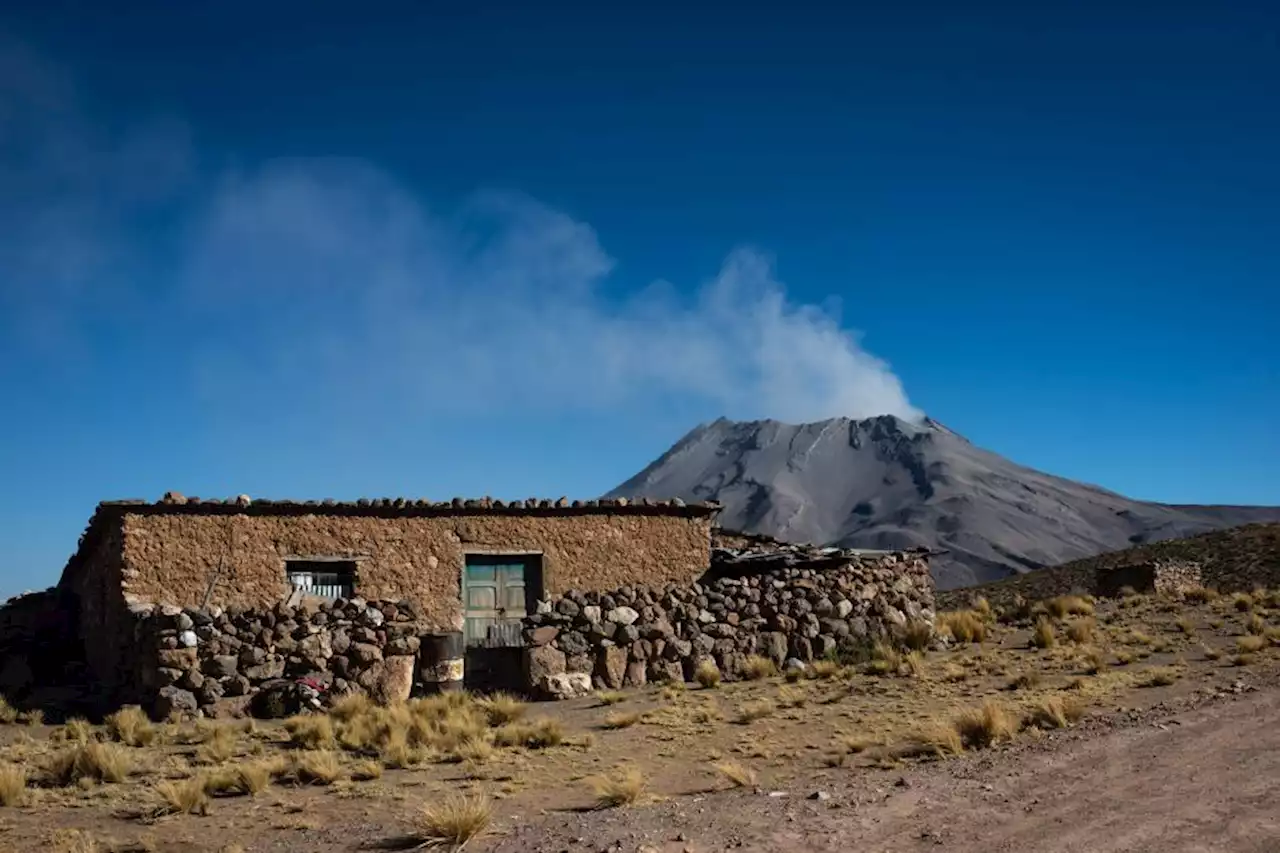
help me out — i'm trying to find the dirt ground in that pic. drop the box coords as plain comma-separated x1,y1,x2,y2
0,588,1278,853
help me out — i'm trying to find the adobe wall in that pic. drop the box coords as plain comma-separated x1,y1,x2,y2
120,511,713,629
521,549,936,697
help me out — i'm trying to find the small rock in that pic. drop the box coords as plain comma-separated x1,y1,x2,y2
807,790,830,801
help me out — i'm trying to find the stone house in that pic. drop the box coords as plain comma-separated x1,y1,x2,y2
57,493,719,707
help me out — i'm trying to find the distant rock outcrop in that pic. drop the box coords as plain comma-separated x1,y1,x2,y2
609,415,1280,589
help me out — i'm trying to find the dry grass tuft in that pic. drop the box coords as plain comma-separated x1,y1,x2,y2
1046,596,1094,619
105,705,157,747
735,700,775,724
1232,653,1257,667
1082,647,1106,675
952,700,1019,749
1246,614,1267,636
694,660,722,688
1237,635,1266,654
1031,617,1057,649
291,750,344,785
195,725,239,764
595,691,627,706
204,762,273,797
1201,644,1223,661
902,650,927,678
714,760,758,788
740,655,777,681
284,714,336,750
909,719,964,757
0,697,18,725
1065,618,1095,644
1233,593,1254,612
808,659,841,680
900,620,934,650
1175,616,1196,635
1183,585,1218,604
0,763,28,806
414,793,493,848
56,717,94,744
479,693,527,726
938,610,987,643
17,709,44,726
51,828,102,853
43,742,131,786
601,711,642,730
1007,671,1042,691
1027,696,1086,729
154,777,210,816
327,692,375,722
1141,667,1181,687
866,642,902,675
592,767,647,808
492,717,564,749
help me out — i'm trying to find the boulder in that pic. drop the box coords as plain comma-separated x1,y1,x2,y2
356,655,415,705
203,655,239,679
154,686,198,719
349,642,383,666
595,645,628,690
606,606,640,626
538,672,592,699
624,660,648,688
524,644,567,686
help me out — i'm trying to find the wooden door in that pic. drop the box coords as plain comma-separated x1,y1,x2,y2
463,555,537,646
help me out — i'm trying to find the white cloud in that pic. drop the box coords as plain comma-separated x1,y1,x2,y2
1,40,920,426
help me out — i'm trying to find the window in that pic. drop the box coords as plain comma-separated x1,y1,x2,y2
286,560,356,600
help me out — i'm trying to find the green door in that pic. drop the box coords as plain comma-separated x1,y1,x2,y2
463,555,536,646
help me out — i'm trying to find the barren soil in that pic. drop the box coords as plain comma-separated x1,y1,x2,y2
1,589,1278,853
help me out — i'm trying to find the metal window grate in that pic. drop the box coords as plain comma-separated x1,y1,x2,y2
286,562,355,600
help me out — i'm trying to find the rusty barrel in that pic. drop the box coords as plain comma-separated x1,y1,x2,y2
419,631,465,693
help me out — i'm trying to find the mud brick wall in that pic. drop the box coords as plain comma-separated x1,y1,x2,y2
129,597,428,718
116,501,714,631
521,552,935,696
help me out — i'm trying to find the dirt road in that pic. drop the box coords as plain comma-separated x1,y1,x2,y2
491,684,1280,853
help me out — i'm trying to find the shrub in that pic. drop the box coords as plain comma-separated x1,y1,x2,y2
1031,617,1057,649
1065,618,1095,644
44,742,131,786
1183,586,1218,604
899,620,934,651
1234,593,1254,612
284,715,335,750
602,711,641,730
479,693,526,726
1027,696,1086,729
735,700,775,724
105,706,156,747
1246,614,1266,636
1237,635,1266,654
694,660,722,688
1175,617,1196,635
592,767,646,808
713,760,758,788
195,726,238,764
1141,667,1180,687
909,719,964,757
1082,647,1106,674
55,718,93,744
17,709,43,726
154,778,209,816
938,611,987,644
350,760,383,781
1046,596,1094,619
492,717,563,749
808,659,841,680
595,691,627,706
952,700,1018,749
0,698,17,725
0,763,28,806
291,750,344,785
866,642,901,675
415,793,493,847
740,656,777,681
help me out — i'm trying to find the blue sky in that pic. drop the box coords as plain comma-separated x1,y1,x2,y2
2,1,1277,596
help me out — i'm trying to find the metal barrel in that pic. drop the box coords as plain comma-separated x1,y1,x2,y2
419,631,465,693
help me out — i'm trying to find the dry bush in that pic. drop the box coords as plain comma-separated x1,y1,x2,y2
735,700,775,724
480,693,526,726
740,655,777,681
1237,635,1266,654
938,610,987,643
1232,653,1257,667
1007,671,1042,691
1066,618,1095,644
902,651,926,678
50,828,102,853
1031,617,1057,649
415,792,493,847
1175,617,1196,635
379,731,429,769
1233,593,1254,612
1082,647,1106,674
1046,596,1094,619
154,777,210,816
204,762,272,797
775,686,806,708
17,709,43,726
350,760,383,781
291,750,344,785
900,620,934,650
714,760,758,788
601,711,642,730
1246,614,1266,636
1113,650,1134,665
0,763,28,806
195,726,238,764
1201,644,1223,661
909,719,964,757
0,697,17,725
284,714,336,750
55,718,94,744
104,706,157,747
492,717,564,749
973,596,994,620
1266,626,1280,644
327,692,374,723
1141,667,1180,687
43,742,131,786
866,642,901,675
592,767,647,808
694,660,722,688
952,700,1018,749
1027,696,1086,729
1183,586,1218,604
808,659,841,680
595,691,627,706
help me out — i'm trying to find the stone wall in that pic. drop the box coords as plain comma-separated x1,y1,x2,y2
520,547,935,698
128,596,428,718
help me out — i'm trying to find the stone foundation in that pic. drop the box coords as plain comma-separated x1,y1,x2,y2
127,596,429,718
520,548,935,698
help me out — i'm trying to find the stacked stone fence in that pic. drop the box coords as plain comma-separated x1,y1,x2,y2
127,596,430,718
520,549,935,699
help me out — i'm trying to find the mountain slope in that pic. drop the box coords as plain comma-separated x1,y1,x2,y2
608,415,1280,589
